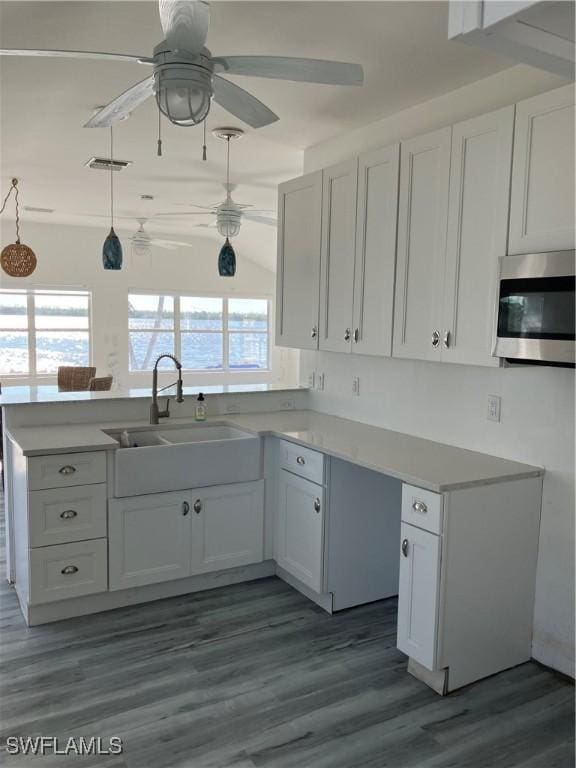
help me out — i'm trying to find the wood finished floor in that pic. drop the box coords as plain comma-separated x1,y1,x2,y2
0,498,573,768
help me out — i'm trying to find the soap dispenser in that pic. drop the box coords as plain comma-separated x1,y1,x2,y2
195,392,207,422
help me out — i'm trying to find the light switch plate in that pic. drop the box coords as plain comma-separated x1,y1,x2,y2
487,394,501,422
307,372,315,389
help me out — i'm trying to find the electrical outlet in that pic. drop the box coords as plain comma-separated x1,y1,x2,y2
352,376,360,396
487,394,501,422
307,371,315,389
317,372,325,391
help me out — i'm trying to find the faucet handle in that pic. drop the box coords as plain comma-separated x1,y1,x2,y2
163,398,170,418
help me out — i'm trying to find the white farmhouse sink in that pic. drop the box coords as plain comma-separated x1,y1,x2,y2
108,423,261,497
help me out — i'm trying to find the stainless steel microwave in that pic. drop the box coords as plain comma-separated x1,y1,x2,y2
493,250,575,366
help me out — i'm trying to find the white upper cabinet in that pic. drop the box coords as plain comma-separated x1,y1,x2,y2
352,144,400,357
319,159,358,353
442,106,514,367
509,84,575,254
393,127,452,362
276,171,323,350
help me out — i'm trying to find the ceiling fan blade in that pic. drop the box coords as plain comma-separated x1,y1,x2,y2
153,238,193,248
0,48,153,64
213,56,364,86
212,75,278,129
84,76,155,127
154,210,214,216
159,0,210,54
243,213,277,227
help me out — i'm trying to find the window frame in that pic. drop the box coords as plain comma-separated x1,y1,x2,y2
128,290,271,374
0,288,93,380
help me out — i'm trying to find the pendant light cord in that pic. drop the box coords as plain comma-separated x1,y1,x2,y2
110,126,115,229
0,178,21,243
226,135,230,189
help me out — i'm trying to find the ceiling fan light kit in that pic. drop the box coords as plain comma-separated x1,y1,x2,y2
154,45,213,126
0,178,38,278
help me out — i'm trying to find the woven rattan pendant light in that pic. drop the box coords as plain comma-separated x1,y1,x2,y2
0,178,37,277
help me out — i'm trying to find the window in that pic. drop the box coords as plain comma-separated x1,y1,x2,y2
129,294,269,372
0,290,91,378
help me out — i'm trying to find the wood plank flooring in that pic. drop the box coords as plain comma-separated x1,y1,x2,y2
0,499,573,768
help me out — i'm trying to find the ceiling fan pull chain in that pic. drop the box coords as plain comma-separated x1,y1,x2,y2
157,107,163,157
202,121,207,161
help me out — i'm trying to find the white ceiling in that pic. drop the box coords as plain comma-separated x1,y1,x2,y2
0,1,515,270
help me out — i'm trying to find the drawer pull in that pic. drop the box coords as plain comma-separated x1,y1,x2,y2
412,500,428,514
60,509,78,520
401,538,409,557
182,501,190,516
314,498,321,513
61,565,79,575
193,499,202,514
58,465,76,476
296,456,306,466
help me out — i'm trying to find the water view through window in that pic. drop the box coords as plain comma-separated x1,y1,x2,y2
128,294,269,372
0,290,91,377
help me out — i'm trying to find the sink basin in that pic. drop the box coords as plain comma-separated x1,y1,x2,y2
108,423,261,497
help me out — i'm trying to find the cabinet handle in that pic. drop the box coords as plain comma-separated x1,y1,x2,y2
58,465,76,476
412,500,428,515
401,539,409,558
182,501,190,516
353,328,359,343
311,325,318,339
296,456,306,466
431,330,440,348
61,565,79,575
60,509,78,520
314,498,321,513
193,499,202,514
443,330,451,349
344,328,351,342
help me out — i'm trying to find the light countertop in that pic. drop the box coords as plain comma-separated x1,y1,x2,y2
6,409,543,493
0,383,306,406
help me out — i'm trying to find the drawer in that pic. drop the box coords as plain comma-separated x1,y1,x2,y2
29,484,107,548
401,484,443,535
279,440,324,484
29,539,108,605
28,451,107,491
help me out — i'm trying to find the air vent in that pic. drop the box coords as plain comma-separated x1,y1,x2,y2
24,206,54,214
85,157,132,171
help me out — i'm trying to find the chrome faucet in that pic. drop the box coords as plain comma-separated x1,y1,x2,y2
150,354,184,425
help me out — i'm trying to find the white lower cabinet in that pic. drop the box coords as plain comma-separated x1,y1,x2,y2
190,481,264,574
276,469,324,592
108,491,192,590
109,481,264,591
397,521,441,671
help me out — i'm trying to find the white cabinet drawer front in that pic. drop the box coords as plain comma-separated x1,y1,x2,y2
28,451,107,490
29,539,108,605
29,484,107,547
397,523,441,671
401,484,443,535
279,440,324,484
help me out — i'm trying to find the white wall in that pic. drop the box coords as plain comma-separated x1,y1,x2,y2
302,65,575,677
0,220,299,389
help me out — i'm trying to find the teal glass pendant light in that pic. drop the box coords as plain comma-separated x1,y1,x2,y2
218,237,236,276
102,126,122,270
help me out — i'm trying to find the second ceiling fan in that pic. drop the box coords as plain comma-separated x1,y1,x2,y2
0,0,364,129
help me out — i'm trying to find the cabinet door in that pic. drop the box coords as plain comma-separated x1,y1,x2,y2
397,522,441,671
352,144,400,357
276,470,324,592
319,158,358,353
191,481,264,574
509,84,575,254
442,106,514,367
276,171,322,349
393,127,451,361
108,492,191,590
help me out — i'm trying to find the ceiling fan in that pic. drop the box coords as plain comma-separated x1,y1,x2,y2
130,218,194,254
0,0,364,130
155,127,276,238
